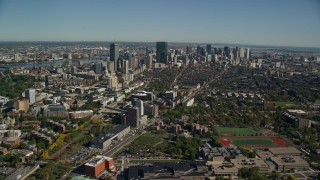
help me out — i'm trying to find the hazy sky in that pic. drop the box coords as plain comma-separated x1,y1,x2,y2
0,0,320,47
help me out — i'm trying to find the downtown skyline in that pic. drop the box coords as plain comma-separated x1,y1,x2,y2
0,0,320,48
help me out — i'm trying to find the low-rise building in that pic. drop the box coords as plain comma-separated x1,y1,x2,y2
182,97,194,107
43,104,69,118
47,120,66,133
85,155,114,178
0,147,8,155
30,131,52,145
268,147,303,156
15,99,29,113
0,130,21,138
90,125,130,149
69,110,94,119
231,157,271,173
270,156,309,171
211,164,238,179
3,137,21,147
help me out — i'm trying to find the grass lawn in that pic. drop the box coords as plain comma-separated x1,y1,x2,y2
130,159,183,164
231,138,275,147
132,132,162,146
274,101,295,108
216,127,257,136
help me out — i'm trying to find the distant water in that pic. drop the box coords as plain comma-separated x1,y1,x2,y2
209,43,320,53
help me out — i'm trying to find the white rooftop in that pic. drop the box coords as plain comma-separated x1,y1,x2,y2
287,109,306,114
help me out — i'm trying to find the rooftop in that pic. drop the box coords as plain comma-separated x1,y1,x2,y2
287,109,307,114
85,155,112,167
92,125,129,144
268,147,302,155
270,156,309,166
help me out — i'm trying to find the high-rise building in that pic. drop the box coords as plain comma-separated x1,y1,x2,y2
228,52,234,61
196,45,201,55
156,42,168,64
146,54,153,69
14,53,21,62
132,98,144,117
125,106,140,128
200,47,206,56
122,60,129,74
146,47,150,54
186,46,193,54
107,74,118,88
107,61,115,73
206,44,212,55
207,55,212,62
173,56,178,64
124,52,132,69
110,43,119,71
144,104,159,118
67,53,72,60
94,61,102,74
131,56,137,70
246,48,250,59
240,48,245,58
25,89,36,105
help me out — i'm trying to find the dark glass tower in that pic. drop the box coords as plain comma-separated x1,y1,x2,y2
156,42,168,64
110,43,119,71
206,44,212,55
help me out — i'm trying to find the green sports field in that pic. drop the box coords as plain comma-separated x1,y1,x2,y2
216,127,257,136
274,101,295,108
231,138,275,147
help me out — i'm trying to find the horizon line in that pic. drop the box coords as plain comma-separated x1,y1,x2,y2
0,40,319,49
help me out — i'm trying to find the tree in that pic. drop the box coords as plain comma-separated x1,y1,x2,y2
286,175,297,180
269,171,281,180
238,167,267,180
41,150,50,160
248,152,256,158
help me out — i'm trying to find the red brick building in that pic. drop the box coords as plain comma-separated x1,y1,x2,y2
85,155,114,178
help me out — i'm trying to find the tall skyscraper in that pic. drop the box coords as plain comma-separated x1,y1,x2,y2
110,43,119,71
156,42,168,64
25,88,36,105
206,44,212,55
